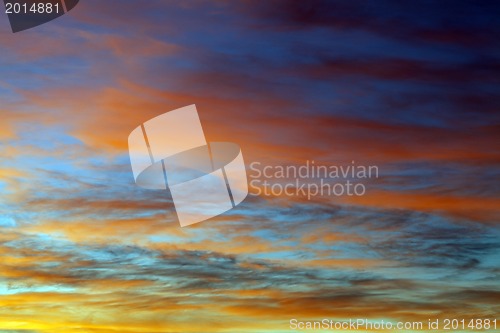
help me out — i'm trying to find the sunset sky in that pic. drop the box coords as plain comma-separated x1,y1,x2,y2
0,1,499,332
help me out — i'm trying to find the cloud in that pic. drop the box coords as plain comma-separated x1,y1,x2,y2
0,1,499,332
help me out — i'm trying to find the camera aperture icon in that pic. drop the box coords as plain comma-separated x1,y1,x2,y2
128,105,248,227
